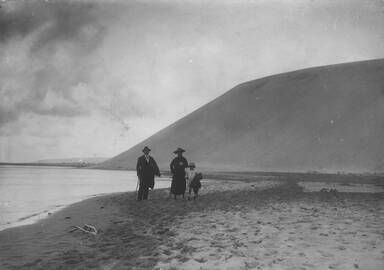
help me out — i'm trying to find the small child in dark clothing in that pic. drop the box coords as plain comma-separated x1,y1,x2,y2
186,162,202,200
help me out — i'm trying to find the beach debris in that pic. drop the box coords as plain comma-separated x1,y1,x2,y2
70,224,98,235
112,220,124,224
157,228,170,235
320,188,338,193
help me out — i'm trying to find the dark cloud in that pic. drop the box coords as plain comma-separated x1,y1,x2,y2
0,108,18,126
0,1,45,42
33,105,86,117
0,0,108,126
0,0,102,44
1,0,384,162
0,98,87,127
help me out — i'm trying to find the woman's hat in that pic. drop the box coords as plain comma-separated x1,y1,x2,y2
189,162,196,168
142,146,151,152
173,147,185,154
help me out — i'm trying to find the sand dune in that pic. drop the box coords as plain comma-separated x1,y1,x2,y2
97,59,384,173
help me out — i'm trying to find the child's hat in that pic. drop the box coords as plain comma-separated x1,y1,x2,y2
142,146,151,152
173,147,185,153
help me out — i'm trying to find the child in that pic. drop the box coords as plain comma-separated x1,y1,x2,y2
186,162,202,200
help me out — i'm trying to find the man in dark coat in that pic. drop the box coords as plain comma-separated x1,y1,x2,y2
136,146,160,201
170,147,188,199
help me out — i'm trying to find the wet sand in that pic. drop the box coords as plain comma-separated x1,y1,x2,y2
0,178,383,270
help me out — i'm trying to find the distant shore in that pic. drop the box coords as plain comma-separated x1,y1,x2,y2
0,175,383,270
0,162,92,168
3,163,383,180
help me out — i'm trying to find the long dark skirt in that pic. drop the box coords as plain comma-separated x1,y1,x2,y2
170,173,186,195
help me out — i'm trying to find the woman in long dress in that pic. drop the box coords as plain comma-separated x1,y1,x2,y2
170,147,188,199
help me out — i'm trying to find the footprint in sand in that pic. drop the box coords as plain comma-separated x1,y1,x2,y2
226,227,239,233
318,250,334,258
101,261,118,270
194,257,207,263
298,242,311,248
214,233,225,240
162,249,172,256
252,240,263,244
328,263,341,269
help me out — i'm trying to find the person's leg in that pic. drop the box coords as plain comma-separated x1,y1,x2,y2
143,186,149,200
169,177,175,198
193,187,199,200
137,184,144,201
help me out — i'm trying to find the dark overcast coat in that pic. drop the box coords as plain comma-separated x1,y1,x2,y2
136,155,160,189
170,156,188,195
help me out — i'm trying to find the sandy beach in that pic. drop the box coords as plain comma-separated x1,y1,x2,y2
0,177,383,270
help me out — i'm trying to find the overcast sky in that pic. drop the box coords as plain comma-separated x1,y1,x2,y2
1,0,384,162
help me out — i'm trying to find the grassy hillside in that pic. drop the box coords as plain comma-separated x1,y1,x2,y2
97,59,384,173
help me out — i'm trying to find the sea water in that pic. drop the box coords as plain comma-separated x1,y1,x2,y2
0,165,171,231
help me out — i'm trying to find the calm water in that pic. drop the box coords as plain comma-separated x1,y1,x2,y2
0,165,171,231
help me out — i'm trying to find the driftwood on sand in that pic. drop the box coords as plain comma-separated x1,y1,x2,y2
70,224,98,235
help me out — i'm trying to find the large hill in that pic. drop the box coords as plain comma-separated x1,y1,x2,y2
97,59,384,173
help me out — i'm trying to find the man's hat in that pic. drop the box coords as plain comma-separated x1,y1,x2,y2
173,147,185,154
189,162,196,168
142,146,151,152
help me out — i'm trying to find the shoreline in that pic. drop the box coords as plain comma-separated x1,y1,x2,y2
2,174,382,233
0,192,116,232
1,178,383,269
0,165,172,233
0,204,66,232
3,163,383,179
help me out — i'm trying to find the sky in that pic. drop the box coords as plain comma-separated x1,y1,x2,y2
0,0,384,162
